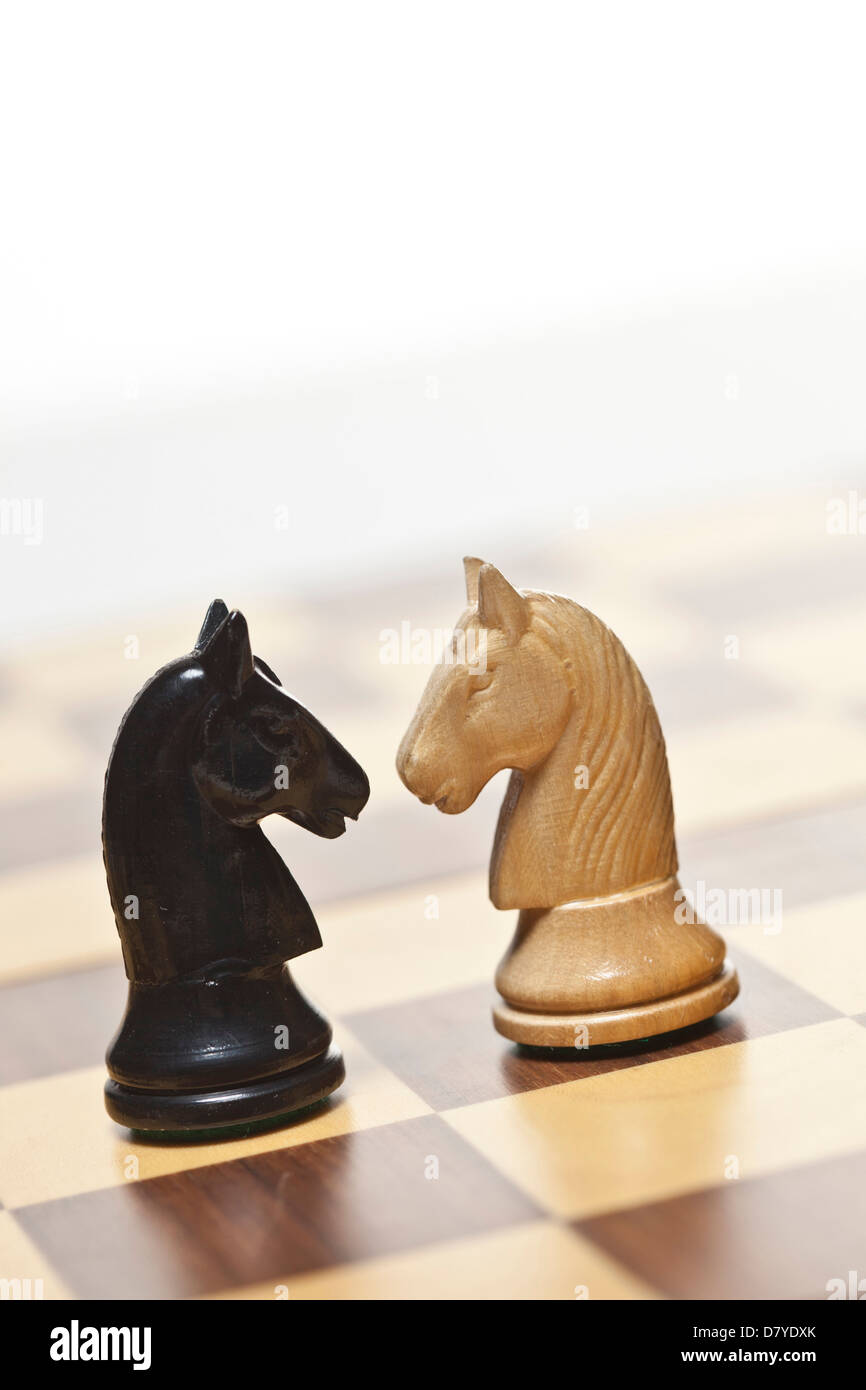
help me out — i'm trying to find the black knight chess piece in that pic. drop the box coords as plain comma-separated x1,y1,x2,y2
102,600,369,1134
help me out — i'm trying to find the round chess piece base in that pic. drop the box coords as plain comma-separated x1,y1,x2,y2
493,964,739,1046
105,1044,345,1134
493,876,740,1046
105,962,344,1134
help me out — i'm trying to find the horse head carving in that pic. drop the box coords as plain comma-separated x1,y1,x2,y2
398,561,738,1047
103,600,369,1133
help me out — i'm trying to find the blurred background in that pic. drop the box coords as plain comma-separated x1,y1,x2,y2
1,0,865,953
3,5,866,1305
3,1,866,630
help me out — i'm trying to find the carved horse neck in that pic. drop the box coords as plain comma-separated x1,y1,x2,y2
489,603,677,910
102,666,309,986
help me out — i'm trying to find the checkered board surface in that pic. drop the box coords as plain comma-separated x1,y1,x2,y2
1,489,865,1300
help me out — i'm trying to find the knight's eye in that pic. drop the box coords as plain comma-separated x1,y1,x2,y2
256,714,295,739
467,671,494,697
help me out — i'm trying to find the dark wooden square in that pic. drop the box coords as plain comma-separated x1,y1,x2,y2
17,1114,540,1298
577,1149,866,1300
345,950,838,1111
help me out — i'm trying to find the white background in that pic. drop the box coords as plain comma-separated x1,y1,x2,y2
2,1,865,640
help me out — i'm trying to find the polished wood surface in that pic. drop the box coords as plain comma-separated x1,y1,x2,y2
1,490,864,1299
397,559,738,1044
102,600,369,1132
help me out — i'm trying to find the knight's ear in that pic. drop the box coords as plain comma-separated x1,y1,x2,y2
477,563,527,641
463,556,486,605
195,598,229,650
254,655,282,687
200,610,254,698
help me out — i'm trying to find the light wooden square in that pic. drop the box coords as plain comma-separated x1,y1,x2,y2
443,1019,866,1219
0,1027,430,1209
209,1219,661,1301
731,890,866,1017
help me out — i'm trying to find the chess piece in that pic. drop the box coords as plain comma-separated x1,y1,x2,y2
103,600,369,1133
397,560,739,1046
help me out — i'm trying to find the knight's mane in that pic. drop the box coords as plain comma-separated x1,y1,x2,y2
104,655,206,788
524,590,677,892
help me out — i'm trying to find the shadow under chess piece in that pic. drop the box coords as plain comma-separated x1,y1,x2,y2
103,600,369,1134
396,559,739,1047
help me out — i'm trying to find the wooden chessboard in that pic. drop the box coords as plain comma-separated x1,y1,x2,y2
1,489,865,1300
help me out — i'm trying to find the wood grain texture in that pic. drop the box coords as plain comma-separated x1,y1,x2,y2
345,949,838,1111
397,559,737,1044
1,497,862,1300
577,1148,866,1300
100,600,370,1132
16,1115,540,1299
443,1020,866,1221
